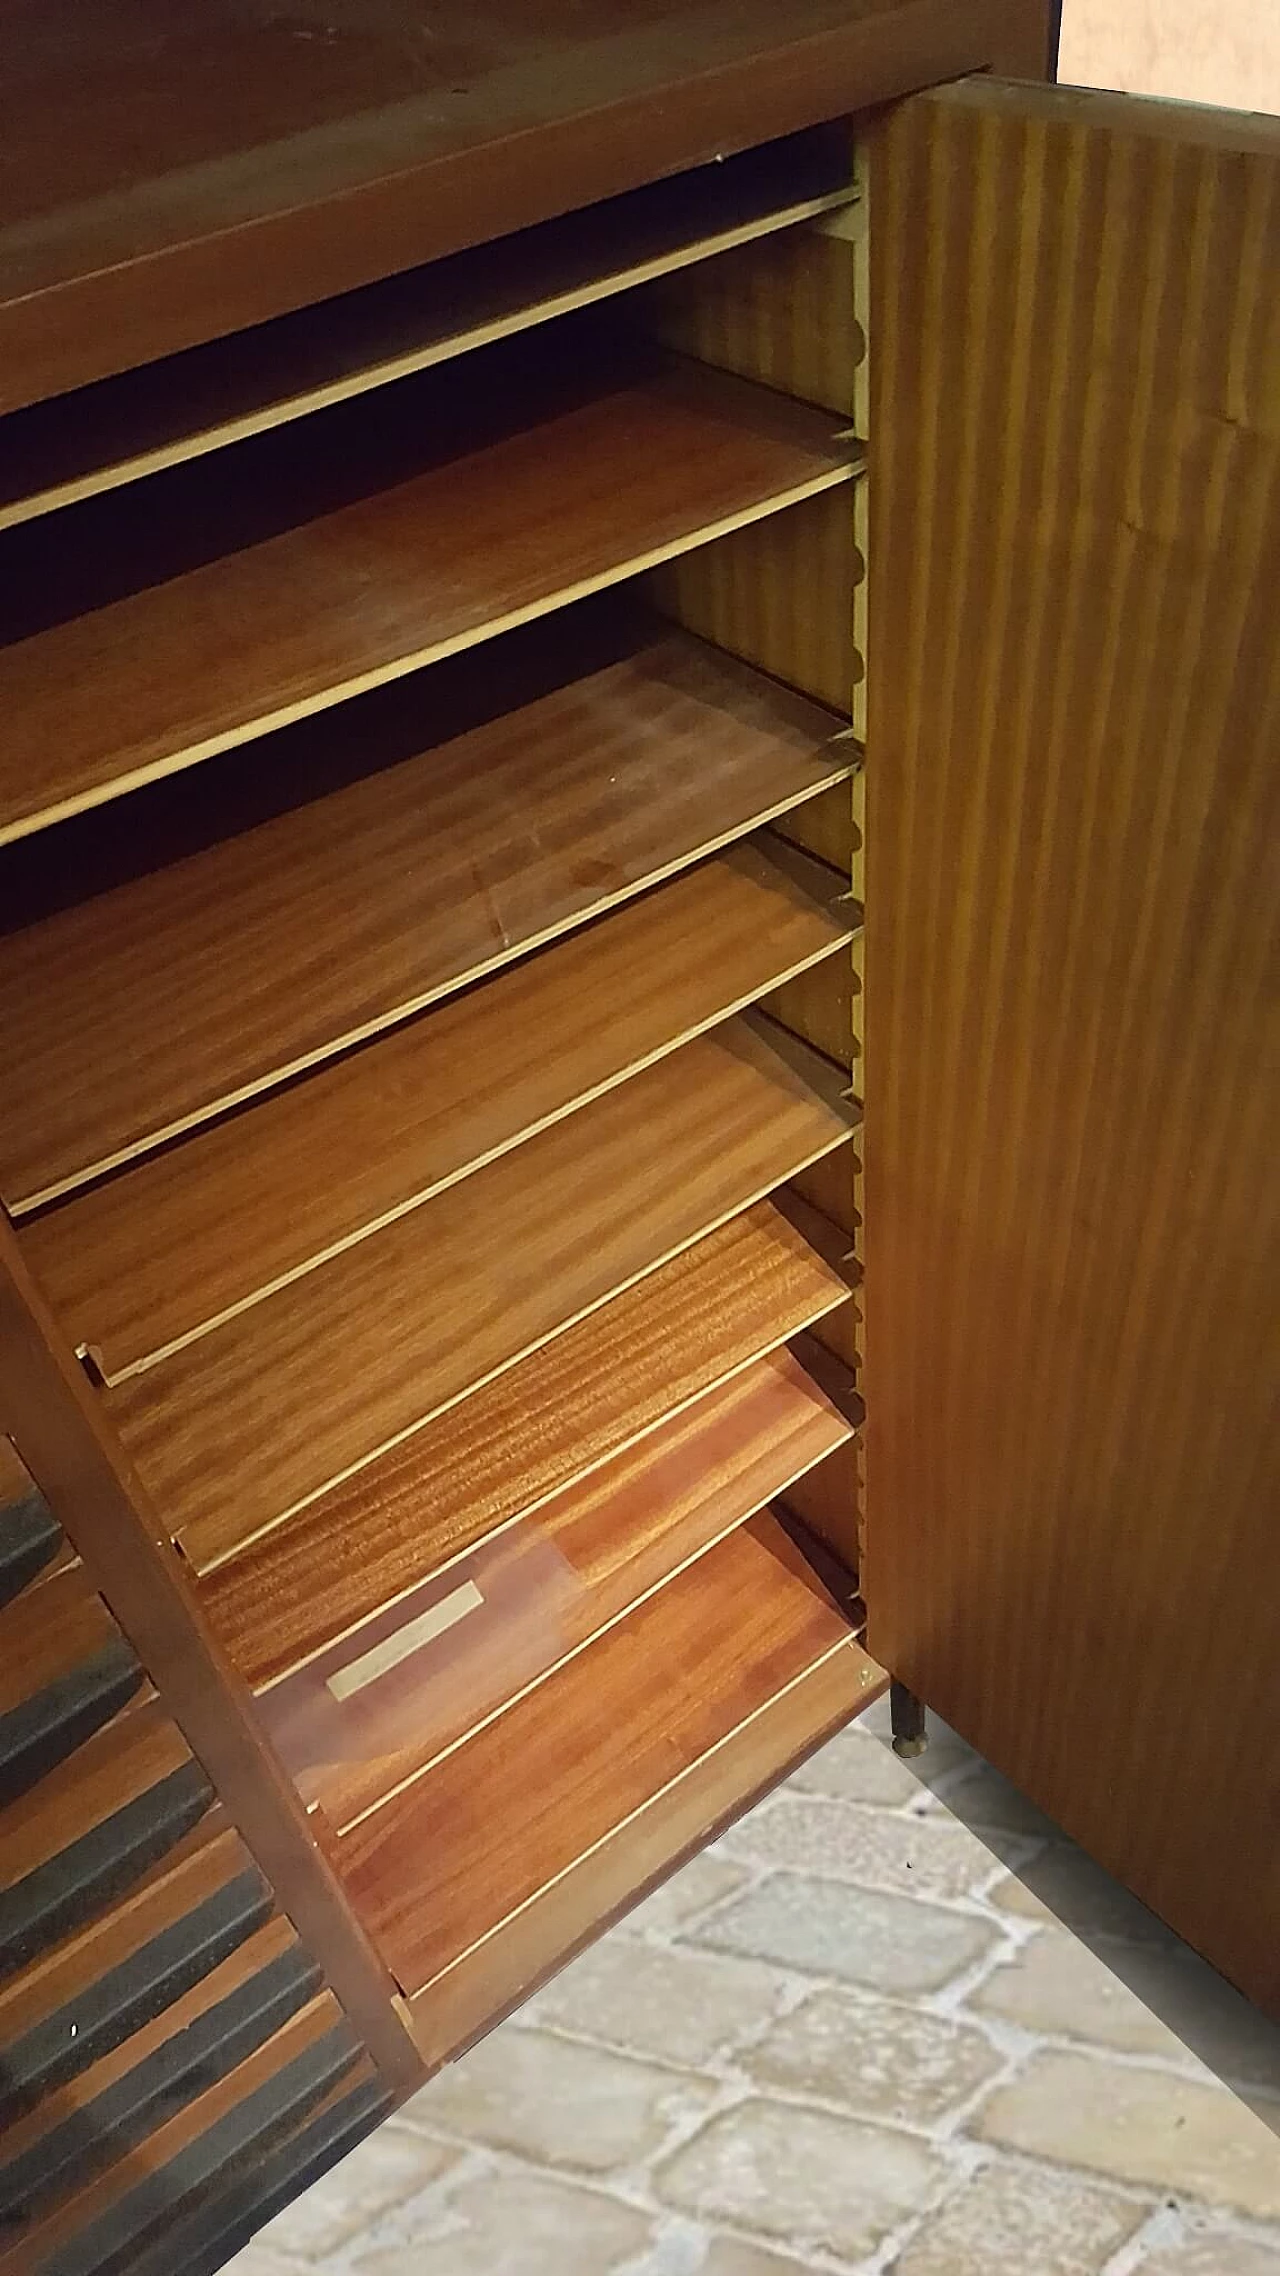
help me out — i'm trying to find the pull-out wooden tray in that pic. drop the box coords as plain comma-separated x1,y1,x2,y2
257,1348,853,1833
102,1020,854,1546
1,622,850,1211
0,131,852,528
337,1512,866,1998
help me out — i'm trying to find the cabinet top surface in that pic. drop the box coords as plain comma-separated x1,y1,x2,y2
0,0,1030,410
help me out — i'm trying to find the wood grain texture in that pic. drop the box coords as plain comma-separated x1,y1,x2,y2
0,363,858,847
105,1019,856,1543
260,1350,853,1833
653,489,861,717
198,1203,849,1643
0,135,853,529
338,1513,856,1996
0,1559,118,1715
19,839,852,1362
0,1216,425,2092
0,1911,300,2180
645,216,863,416
0,630,846,1213
0,0,1052,410
0,1991,353,2276
0,1820,252,2053
0,1698,189,1892
867,78,1280,2012
412,1634,885,2065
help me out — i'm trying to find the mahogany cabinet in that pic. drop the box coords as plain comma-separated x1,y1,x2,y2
1,4,1276,2265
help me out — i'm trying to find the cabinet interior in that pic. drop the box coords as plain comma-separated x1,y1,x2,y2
0,115,879,2055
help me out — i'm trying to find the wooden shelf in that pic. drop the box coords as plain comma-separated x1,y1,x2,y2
413,1632,884,2063
0,137,852,529
0,361,858,848
337,1512,855,1997
1,628,849,1213
104,1019,856,1548
26,840,853,1369
256,1348,853,1833
196,1201,849,1617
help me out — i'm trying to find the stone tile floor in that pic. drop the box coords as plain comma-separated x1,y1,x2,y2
232,1697,1280,2275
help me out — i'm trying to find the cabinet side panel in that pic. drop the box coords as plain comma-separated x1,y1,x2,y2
865,79,1280,2011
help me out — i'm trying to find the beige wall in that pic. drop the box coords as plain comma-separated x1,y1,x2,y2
1060,0,1280,113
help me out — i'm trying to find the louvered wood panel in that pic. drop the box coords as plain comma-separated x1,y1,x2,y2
197,1203,848,1641
260,1350,852,1832
867,78,1280,2013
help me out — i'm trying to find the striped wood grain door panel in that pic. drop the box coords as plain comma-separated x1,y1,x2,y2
865,77,1280,2012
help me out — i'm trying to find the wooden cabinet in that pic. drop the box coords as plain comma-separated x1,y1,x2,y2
1,4,1276,2263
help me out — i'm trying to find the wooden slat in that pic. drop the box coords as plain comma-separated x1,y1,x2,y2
0,1992,355,2276
259,1349,853,1833
0,362,858,848
106,1021,855,1547
0,1699,190,1892
0,1824,253,2063
338,1512,856,1996
0,1561,117,1715
413,1633,884,2064
0,138,854,529
0,1913,302,2198
199,1202,850,1649
0,628,847,1213
20,842,852,1364
868,79,1280,2015
27,844,851,1370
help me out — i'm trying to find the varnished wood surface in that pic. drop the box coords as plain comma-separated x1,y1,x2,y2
654,488,861,718
0,1559,117,1714
647,215,863,417
261,1350,852,1832
0,1698,190,1890
867,79,1280,2013
0,364,858,847
0,635,847,1213
412,1634,885,2063
0,1991,353,2276
0,1216,425,2093
106,1020,856,1545
0,1820,251,2053
199,1204,848,1641
0,136,853,529
339,1513,854,1995
27,847,850,1371
0,0,1051,409
0,1436,32,1515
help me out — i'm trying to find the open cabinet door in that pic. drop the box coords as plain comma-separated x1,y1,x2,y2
865,77,1279,2012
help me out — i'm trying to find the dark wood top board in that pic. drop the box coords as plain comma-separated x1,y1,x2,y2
0,0,1053,409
